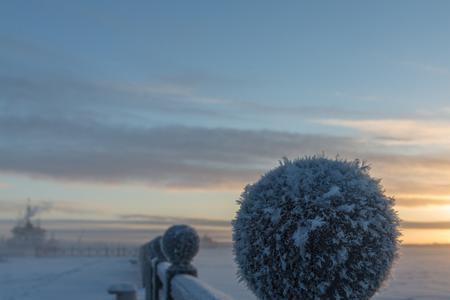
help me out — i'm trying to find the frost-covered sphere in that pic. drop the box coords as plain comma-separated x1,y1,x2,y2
233,157,400,300
162,224,199,265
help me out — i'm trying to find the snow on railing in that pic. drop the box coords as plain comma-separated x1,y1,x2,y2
139,225,235,300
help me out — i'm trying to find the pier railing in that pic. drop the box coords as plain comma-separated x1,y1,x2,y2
139,225,232,300
138,224,234,300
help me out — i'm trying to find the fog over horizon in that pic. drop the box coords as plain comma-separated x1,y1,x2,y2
1,208,449,245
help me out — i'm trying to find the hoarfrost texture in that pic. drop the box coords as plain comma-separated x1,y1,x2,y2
162,224,199,265
233,157,400,300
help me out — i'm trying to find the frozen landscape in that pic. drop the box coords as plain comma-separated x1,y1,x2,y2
1,246,449,300
2,2,450,300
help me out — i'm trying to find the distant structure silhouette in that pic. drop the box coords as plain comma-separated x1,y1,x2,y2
8,203,46,251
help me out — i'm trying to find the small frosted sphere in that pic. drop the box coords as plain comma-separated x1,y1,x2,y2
233,157,400,300
162,224,199,265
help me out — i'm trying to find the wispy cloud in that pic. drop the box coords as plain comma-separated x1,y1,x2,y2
2,116,450,210
2,113,450,205
0,74,397,126
2,38,450,208
317,118,450,146
0,75,236,122
402,221,450,230
395,196,450,207
0,116,360,188
316,118,450,201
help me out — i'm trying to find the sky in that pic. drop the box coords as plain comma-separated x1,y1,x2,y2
1,1,450,244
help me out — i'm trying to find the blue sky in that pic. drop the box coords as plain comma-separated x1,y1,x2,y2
4,1,450,122
1,1,450,243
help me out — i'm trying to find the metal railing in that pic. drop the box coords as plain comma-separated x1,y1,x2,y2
137,224,234,300
107,224,234,300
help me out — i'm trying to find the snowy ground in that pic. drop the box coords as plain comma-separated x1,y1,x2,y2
196,246,450,300
0,257,138,300
1,246,449,300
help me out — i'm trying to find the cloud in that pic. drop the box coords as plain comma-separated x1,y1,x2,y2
0,75,234,123
0,72,406,131
0,116,360,188
0,200,52,216
402,221,450,230
317,118,450,146
2,45,450,202
363,153,450,197
395,197,450,207
2,113,450,204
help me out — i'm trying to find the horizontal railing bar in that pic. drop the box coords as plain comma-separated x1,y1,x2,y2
157,262,234,300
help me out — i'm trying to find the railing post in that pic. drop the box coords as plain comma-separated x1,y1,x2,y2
161,225,199,300
140,243,151,300
139,244,147,288
149,236,166,300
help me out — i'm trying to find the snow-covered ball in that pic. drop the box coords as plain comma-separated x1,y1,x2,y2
233,157,400,300
162,224,199,265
